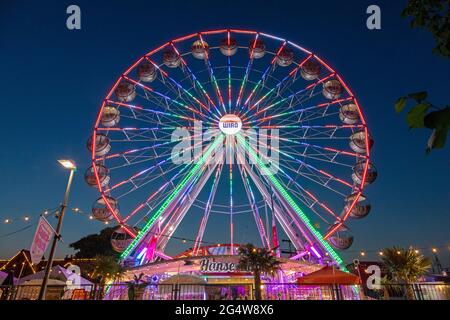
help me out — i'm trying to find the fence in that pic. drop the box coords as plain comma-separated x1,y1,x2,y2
1,283,449,300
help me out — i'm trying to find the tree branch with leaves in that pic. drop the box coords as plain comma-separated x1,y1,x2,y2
396,92,450,152
237,243,281,300
396,1,450,153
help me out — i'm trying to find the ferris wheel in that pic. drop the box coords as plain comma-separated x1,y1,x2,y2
85,29,377,268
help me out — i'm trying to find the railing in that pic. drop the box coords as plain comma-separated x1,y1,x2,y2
1,283,449,300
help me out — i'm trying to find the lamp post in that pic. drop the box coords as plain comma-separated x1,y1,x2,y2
38,159,76,300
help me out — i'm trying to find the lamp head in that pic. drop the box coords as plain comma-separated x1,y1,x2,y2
58,159,76,170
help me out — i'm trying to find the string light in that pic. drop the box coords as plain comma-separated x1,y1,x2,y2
2,206,448,259
2,206,60,226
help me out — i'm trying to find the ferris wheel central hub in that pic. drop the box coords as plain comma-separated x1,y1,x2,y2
219,114,242,135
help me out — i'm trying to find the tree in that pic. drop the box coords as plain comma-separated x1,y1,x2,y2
396,1,450,153
90,255,124,286
237,243,281,300
381,247,431,283
402,0,450,57
69,227,117,258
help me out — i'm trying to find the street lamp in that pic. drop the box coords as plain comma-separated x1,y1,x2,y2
38,159,76,300
58,159,76,170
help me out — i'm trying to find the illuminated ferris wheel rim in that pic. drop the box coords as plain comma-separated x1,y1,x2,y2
88,29,376,265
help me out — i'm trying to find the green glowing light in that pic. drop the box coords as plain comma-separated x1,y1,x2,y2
120,134,225,260
236,134,347,270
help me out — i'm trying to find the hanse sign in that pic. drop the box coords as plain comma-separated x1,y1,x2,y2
199,258,251,274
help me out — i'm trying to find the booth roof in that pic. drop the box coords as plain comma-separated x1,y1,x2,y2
19,265,92,285
297,265,361,285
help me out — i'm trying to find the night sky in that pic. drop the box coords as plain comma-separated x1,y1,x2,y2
0,0,449,266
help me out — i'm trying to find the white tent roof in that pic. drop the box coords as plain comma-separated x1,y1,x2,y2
19,265,92,285
0,271,7,282
0,270,18,285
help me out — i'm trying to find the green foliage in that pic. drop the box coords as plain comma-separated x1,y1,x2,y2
91,255,124,285
237,243,281,300
397,2,450,153
402,0,450,57
69,227,118,258
381,247,432,283
237,243,281,274
395,92,450,153
406,103,430,128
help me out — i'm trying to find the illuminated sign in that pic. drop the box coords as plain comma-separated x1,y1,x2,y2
219,114,242,135
199,258,250,274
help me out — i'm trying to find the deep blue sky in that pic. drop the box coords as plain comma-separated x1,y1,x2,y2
0,0,449,266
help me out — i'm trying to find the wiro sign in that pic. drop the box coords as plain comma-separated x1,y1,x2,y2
199,258,251,274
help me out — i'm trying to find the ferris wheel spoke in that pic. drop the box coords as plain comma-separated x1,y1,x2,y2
119,134,225,260
237,157,273,249
103,130,205,174
275,147,355,190
237,152,310,251
265,150,349,197
123,75,208,121
235,33,259,108
104,135,205,193
236,133,346,265
197,33,227,113
245,54,314,117
143,144,224,254
123,160,203,224
143,57,216,120
238,135,347,222
248,97,352,127
105,99,203,130
239,42,287,114
244,132,352,194
243,73,336,123
260,97,349,129
281,145,355,169
117,169,178,208
255,131,359,169
169,42,222,116
157,159,221,252
252,124,364,141
193,163,223,254
250,162,338,225
280,157,349,196
99,137,177,162
256,130,365,161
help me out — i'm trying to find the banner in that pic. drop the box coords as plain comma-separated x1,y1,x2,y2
30,216,55,264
